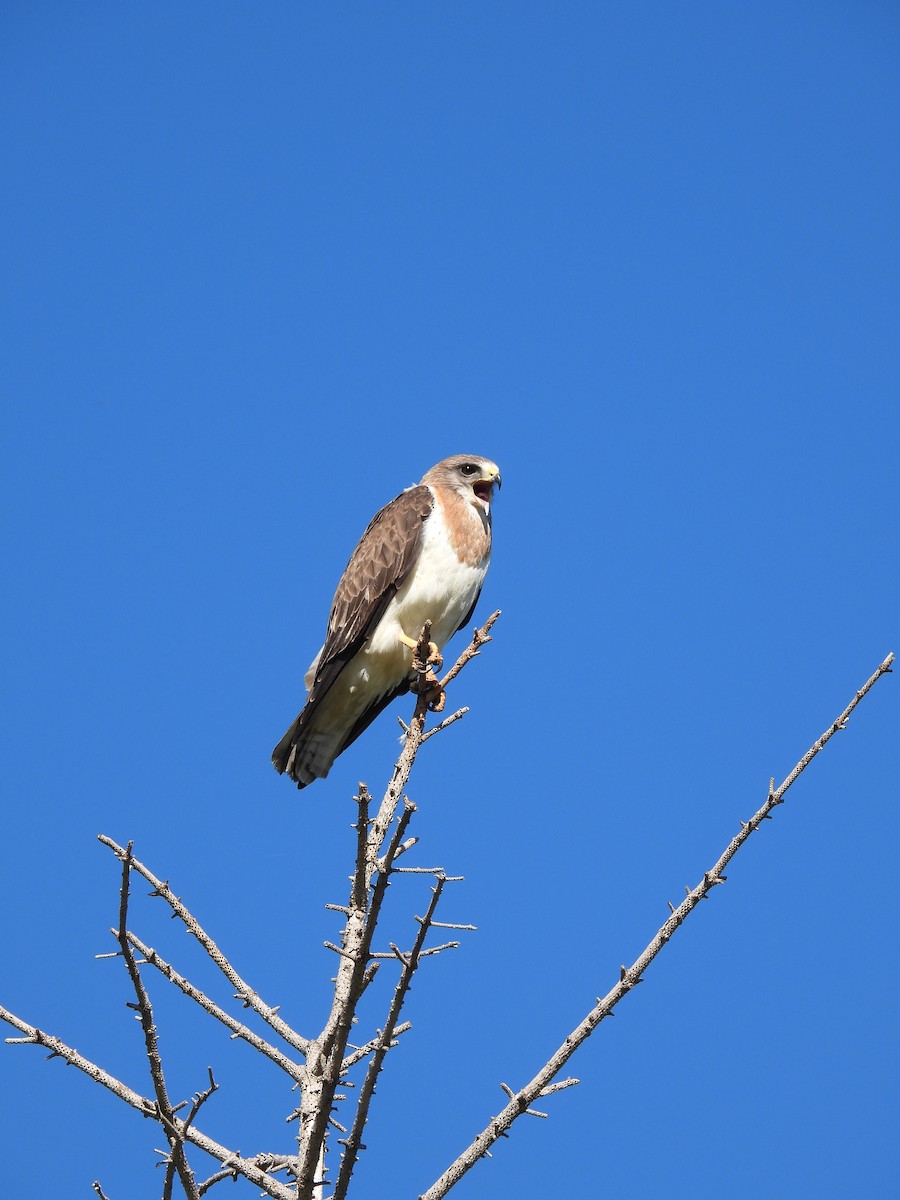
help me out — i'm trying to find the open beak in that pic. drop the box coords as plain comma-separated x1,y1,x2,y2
473,465,501,510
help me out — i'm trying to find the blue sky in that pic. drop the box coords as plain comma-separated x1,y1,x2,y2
2,4,898,1197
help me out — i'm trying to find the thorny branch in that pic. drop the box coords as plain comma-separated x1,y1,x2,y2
0,1007,295,1200
114,842,200,1200
0,614,496,1199
98,834,311,1058
418,650,895,1200
122,931,304,1083
0,627,891,1200
334,873,456,1200
293,614,498,1199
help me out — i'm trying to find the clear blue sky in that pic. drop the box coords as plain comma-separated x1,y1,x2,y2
2,4,897,1197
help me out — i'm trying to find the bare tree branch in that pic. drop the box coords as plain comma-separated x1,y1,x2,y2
119,933,304,1084
0,1008,295,1200
420,708,469,743
439,611,500,690
419,650,895,1200
98,835,310,1058
295,797,417,1195
165,1071,219,1200
7,620,884,1200
289,615,501,1199
340,1021,412,1073
198,1154,296,1196
334,874,452,1198
4,616,499,1198
114,842,200,1199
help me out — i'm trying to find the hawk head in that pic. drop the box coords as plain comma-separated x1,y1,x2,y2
422,454,502,516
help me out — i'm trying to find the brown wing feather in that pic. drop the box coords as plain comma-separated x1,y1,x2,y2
321,485,433,661
303,484,433,710
272,485,434,781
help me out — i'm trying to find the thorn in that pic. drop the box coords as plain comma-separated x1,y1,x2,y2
619,965,627,980
667,900,675,913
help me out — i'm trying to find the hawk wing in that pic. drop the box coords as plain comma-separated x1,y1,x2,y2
272,484,435,779
317,485,434,674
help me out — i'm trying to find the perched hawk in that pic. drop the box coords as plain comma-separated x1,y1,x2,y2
272,454,501,789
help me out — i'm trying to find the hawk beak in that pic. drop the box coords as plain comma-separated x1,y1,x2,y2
473,466,501,510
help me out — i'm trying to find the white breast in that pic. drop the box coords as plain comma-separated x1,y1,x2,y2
302,494,489,735
368,495,489,659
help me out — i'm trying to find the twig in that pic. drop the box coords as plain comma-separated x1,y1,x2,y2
0,1008,294,1200
198,1155,297,1196
114,842,200,1200
340,1021,413,1073
98,836,310,1057
419,650,894,1199
439,610,500,690
420,708,469,743
164,1071,218,1200
121,932,304,1084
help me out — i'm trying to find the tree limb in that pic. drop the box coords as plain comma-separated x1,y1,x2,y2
114,842,200,1199
98,836,310,1057
418,650,895,1199
119,932,304,1084
293,615,500,1199
334,874,452,1198
0,1007,295,1200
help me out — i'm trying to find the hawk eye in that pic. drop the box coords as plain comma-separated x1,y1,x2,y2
460,463,478,476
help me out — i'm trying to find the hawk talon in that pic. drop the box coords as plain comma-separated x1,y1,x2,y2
398,632,443,671
411,668,446,713
426,644,444,671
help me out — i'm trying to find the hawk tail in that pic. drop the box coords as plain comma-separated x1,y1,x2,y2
271,711,347,790
271,715,305,782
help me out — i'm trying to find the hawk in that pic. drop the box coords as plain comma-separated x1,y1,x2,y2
272,454,502,788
